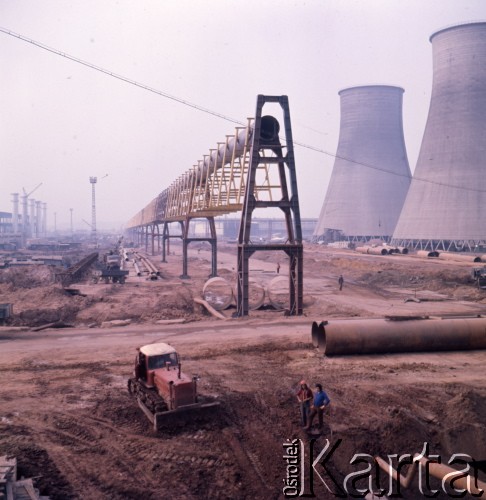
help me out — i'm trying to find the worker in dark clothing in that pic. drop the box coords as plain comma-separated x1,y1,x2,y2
338,275,344,291
305,383,330,430
296,380,313,427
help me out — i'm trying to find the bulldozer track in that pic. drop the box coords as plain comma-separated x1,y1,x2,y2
35,411,184,497
50,407,230,466
220,427,271,493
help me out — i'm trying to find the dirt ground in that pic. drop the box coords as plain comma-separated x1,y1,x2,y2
1,242,486,499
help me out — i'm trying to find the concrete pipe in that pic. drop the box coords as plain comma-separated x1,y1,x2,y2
311,317,486,355
438,252,481,263
203,277,234,311
267,275,289,309
396,246,409,254
355,246,370,254
417,250,439,258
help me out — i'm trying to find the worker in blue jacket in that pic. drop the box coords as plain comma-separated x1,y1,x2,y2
305,383,330,430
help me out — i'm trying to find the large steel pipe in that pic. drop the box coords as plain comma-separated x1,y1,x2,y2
368,247,390,256
438,252,481,263
233,279,265,310
375,455,486,496
203,277,233,311
417,250,439,258
311,317,486,355
356,246,390,255
195,115,280,183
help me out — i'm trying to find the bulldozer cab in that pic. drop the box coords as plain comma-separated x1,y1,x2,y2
147,351,178,370
136,343,179,386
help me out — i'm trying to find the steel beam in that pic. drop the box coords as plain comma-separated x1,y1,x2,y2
180,217,217,279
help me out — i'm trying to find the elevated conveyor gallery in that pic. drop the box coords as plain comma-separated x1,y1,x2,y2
125,95,303,316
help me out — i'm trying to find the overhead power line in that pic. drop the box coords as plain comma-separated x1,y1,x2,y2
1,26,486,195
0,26,244,126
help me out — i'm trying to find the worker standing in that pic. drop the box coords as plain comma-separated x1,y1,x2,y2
338,274,344,291
296,380,313,427
305,383,331,430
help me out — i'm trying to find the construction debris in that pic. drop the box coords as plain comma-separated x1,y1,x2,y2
0,455,49,500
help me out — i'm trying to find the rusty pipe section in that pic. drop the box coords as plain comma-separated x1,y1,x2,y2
311,317,486,355
375,455,486,496
356,246,390,255
136,253,160,276
417,250,439,258
133,260,141,277
395,246,409,254
438,252,482,263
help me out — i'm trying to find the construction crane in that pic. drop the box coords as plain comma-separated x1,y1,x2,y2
22,182,43,198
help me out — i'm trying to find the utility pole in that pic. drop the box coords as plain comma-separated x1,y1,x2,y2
89,176,97,245
70,208,74,237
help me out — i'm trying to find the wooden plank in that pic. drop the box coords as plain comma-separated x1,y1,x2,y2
193,298,228,320
15,478,39,500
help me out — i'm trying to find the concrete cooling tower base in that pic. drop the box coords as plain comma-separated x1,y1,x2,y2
391,237,486,253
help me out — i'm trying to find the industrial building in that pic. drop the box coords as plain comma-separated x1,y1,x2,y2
313,85,411,243
0,188,47,249
392,22,486,251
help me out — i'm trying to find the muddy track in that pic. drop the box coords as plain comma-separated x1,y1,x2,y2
2,245,486,498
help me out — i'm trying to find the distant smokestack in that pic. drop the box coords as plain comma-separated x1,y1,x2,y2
11,193,19,234
313,85,411,242
392,22,486,251
21,194,28,244
42,203,47,235
29,199,36,238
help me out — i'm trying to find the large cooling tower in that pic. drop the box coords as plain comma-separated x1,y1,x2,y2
313,85,411,242
392,22,486,251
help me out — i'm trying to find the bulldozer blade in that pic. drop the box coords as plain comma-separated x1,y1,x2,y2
154,401,220,431
137,398,155,428
137,397,220,431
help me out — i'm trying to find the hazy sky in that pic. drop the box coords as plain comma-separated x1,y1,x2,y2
1,0,485,230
